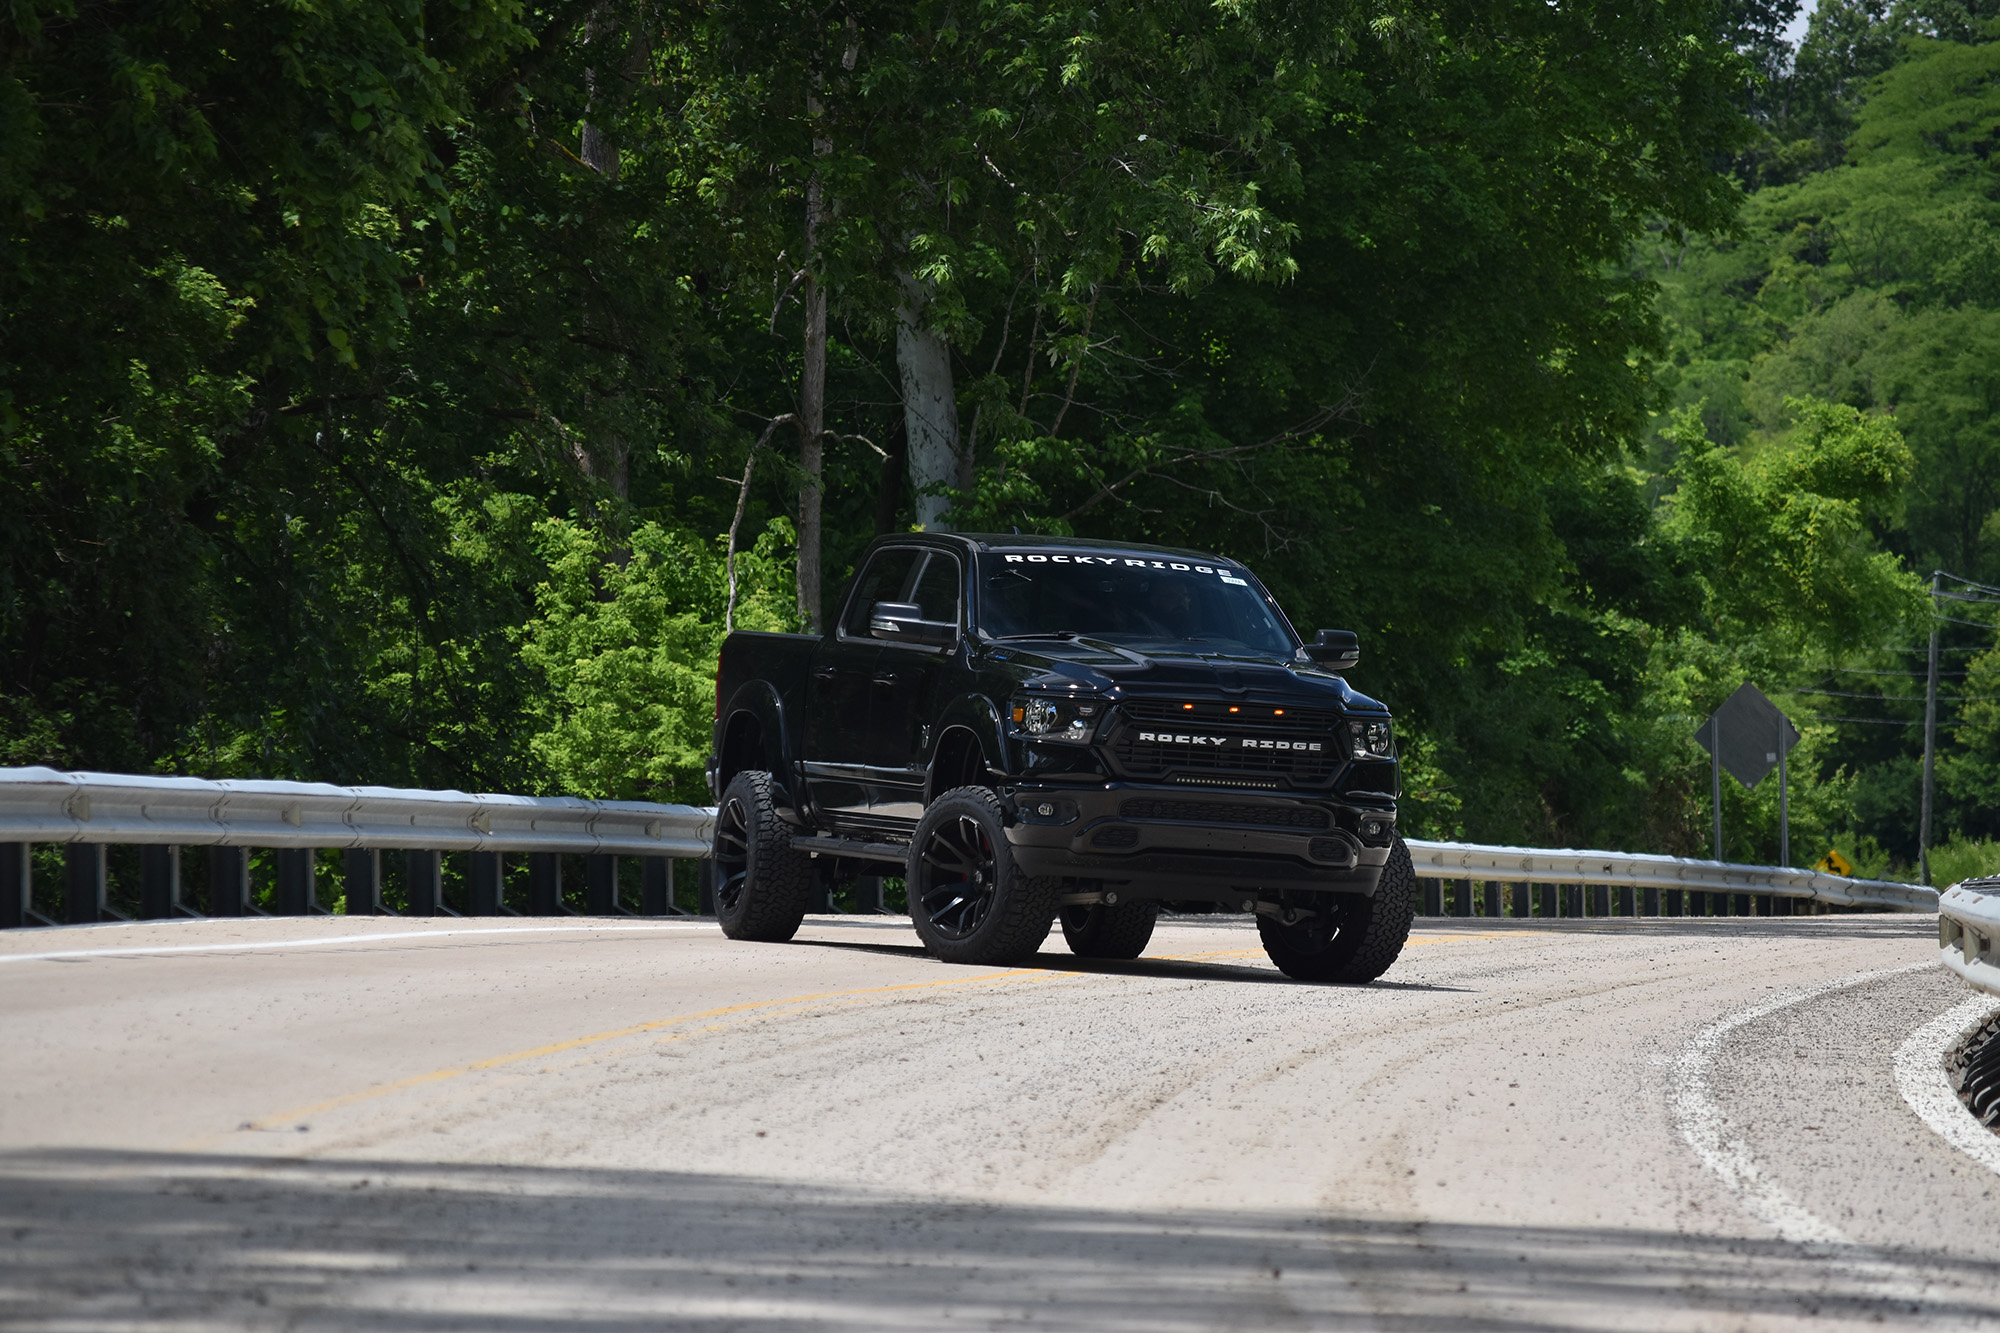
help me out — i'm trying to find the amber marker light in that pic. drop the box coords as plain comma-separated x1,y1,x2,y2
1273,708,1285,716
1182,703,1194,711
1228,706,1239,713
1012,706,1025,723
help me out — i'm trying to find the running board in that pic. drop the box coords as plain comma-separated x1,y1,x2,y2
791,834,909,865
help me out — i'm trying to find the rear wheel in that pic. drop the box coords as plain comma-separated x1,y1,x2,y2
1258,836,1416,983
907,786,1058,965
712,770,812,942
1060,900,1158,959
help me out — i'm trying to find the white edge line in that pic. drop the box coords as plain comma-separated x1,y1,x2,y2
0,922,721,965
1893,995,2000,1179
1670,961,1932,1246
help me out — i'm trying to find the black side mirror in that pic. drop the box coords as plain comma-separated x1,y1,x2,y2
1306,629,1360,670
869,601,957,647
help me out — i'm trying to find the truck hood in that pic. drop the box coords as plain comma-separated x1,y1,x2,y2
982,636,1389,715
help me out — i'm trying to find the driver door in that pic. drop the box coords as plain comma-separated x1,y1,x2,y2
804,546,920,822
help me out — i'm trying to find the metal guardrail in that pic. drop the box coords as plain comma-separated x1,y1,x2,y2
1406,839,1936,915
0,766,1936,928
1939,879,2000,998
0,767,714,926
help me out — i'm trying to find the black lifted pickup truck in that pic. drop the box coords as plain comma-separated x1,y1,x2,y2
706,533,1415,982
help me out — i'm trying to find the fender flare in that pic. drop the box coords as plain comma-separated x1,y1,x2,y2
718,679,793,799
927,694,1009,797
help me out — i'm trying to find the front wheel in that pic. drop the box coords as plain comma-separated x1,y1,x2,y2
712,770,812,942
907,787,1058,965
1258,836,1416,983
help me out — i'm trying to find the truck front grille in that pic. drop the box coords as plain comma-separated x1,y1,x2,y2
1119,799,1330,830
1107,702,1342,787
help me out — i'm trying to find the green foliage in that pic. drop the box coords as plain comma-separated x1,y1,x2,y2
7,0,1977,886
1928,833,2000,886
519,520,796,803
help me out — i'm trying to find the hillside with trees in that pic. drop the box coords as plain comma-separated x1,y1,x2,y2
3,0,1995,881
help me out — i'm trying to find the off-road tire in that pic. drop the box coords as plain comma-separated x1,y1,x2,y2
907,786,1058,965
713,770,812,942
1258,835,1416,983
1060,900,1158,959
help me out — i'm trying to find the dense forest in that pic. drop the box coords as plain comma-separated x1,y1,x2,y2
3,0,1996,882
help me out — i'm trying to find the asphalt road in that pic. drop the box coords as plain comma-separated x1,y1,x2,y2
2,910,1996,1330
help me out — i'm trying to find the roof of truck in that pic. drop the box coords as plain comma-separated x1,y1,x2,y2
943,532,1234,565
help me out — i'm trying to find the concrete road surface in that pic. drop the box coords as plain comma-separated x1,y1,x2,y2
2,912,1997,1330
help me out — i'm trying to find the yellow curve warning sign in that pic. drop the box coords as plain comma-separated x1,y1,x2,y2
1815,849,1855,876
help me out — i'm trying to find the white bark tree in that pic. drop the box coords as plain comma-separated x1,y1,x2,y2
897,276,962,530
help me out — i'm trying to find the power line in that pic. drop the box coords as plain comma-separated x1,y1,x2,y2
1809,666,1968,677
1803,714,1923,726
1938,571,2000,597
1789,687,2000,703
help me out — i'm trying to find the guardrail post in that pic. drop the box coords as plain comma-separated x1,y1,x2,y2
853,873,887,914
642,857,674,915
528,853,562,915
2,843,29,928
65,843,107,924
1643,885,1661,916
585,854,618,914
140,846,182,919
210,846,250,916
1453,878,1471,918
1421,879,1442,916
406,850,442,915
699,858,716,915
1687,890,1705,917
344,849,383,914
1506,881,1524,918
275,848,316,915
468,851,504,915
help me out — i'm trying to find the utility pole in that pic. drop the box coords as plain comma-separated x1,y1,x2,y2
1777,708,1789,867
1710,719,1723,861
1920,571,1941,886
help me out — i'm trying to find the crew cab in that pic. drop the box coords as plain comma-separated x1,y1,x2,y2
706,533,1415,982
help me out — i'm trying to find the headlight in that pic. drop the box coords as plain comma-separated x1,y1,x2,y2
1010,694,1104,744
1347,719,1392,758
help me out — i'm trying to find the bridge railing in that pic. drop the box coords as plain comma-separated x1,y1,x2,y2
0,767,716,926
0,766,1936,927
1405,838,1935,919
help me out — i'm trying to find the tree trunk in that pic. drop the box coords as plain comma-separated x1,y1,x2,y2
576,5,627,508
897,274,960,531
796,137,828,632
875,414,908,534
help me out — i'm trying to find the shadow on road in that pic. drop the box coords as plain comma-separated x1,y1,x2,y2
791,936,1475,991
1,1148,1990,1330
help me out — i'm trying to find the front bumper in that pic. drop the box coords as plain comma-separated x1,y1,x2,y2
998,780,1394,900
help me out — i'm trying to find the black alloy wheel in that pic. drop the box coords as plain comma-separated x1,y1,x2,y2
713,794,752,916
919,813,1000,941
712,770,812,942
906,786,1059,965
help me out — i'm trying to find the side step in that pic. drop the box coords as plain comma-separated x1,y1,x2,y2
791,834,909,866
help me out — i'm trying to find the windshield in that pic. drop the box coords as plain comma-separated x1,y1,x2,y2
976,551,1298,657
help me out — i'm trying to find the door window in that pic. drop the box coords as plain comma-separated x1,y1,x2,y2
907,553,962,628
840,548,922,639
